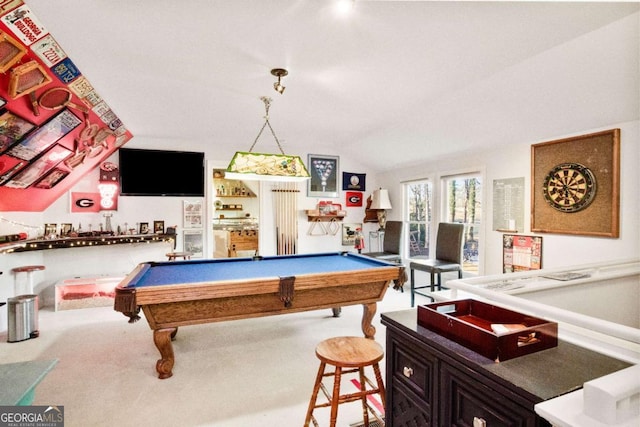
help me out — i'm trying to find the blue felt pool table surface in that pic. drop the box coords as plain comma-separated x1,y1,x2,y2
125,252,392,287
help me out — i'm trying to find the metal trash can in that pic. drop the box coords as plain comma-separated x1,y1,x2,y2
7,294,39,342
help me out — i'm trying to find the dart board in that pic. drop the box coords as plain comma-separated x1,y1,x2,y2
542,162,596,213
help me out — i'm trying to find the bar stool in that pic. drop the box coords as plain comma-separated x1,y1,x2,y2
11,265,45,295
165,252,192,261
304,336,386,427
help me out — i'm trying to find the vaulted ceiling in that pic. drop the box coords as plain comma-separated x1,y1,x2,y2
26,1,640,172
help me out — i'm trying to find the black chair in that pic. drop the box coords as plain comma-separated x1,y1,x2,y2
362,221,406,291
410,222,464,306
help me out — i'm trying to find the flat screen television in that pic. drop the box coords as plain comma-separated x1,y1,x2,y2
119,148,205,196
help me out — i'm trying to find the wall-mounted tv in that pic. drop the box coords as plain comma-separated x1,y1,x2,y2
119,148,205,196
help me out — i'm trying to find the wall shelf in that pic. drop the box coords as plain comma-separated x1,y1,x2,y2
0,234,175,254
306,215,345,222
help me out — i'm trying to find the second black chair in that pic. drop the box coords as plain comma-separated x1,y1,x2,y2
410,222,464,306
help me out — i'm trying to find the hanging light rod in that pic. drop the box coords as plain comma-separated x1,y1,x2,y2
225,96,310,182
271,68,288,94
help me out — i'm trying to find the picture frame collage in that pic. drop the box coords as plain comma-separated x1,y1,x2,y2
0,104,81,189
0,3,134,212
306,154,368,228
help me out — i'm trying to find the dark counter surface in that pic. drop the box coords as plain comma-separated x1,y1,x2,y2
381,308,632,402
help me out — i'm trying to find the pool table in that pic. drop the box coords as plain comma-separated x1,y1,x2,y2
114,252,404,379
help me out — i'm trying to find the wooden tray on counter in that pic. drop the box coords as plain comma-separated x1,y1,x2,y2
417,299,557,362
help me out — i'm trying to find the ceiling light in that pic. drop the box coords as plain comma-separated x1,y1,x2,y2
335,0,355,15
226,96,310,182
271,68,288,94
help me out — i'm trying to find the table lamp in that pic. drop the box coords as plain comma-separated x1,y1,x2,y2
370,189,392,230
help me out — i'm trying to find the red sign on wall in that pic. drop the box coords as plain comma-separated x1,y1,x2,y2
346,191,363,207
71,192,101,213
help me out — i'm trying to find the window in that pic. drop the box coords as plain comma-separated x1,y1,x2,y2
442,174,482,273
404,180,432,258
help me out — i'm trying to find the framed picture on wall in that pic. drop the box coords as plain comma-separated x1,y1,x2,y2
341,223,362,246
44,223,57,237
33,167,69,189
503,234,542,273
5,108,81,161
4,144,72,189
308,154,339,198
60,223,72,236
183,229,204,258
0,110,36,155
153,220,165,234
139,222,149,234
183,200,203,229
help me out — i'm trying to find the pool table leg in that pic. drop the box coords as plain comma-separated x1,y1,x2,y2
153,327,177,379
362,303,377,339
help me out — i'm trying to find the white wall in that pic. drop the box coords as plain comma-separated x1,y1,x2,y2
0,146,383,258
2,120,638,281
378,120,640,276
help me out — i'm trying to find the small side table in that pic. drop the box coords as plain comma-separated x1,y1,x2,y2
11,265,45,295
166,252,192,261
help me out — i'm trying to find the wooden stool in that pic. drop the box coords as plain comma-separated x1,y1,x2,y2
166,252,192,261
11,265,45,295
304,336,386,427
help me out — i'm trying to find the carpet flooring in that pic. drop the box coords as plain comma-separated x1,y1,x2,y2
1,286,417,426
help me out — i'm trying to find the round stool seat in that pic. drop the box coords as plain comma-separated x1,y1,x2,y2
11,265,45,274
316,336,384,367
306,336,386,427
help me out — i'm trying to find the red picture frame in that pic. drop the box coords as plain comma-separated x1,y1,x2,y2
4,144,72,189
33,167,69,189
5,108,81,161
0,110,35,155
502,234,542,273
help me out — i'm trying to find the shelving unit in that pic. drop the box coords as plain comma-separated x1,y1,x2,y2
213,178,256,198
212,170,260,257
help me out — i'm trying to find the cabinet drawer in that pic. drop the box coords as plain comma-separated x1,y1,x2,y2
392,341,437,403
440,363,539,427
390,380,433,427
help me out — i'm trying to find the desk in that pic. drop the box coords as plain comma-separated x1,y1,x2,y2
114,252,403,379
0,359,57,405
